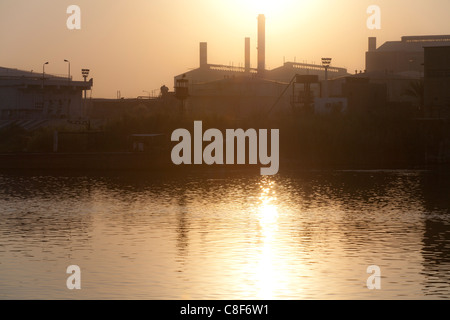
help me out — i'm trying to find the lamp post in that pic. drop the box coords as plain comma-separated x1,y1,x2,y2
81,69,90,118
64,59,71,82
64,60,71,118
321,58,332,98
41,62,49,113
42,62,49,84
143,90,151,99
82,69,90,82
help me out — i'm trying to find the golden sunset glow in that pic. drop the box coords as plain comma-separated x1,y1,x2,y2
236,0,300,18
1,0,450,304
255,178,283,299
1,0,449,98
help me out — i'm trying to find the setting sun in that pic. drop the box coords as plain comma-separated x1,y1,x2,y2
238,0,299,17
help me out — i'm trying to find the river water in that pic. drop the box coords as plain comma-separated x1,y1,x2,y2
0,168,449,299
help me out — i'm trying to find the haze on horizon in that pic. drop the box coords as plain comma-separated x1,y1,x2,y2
1,0,449,98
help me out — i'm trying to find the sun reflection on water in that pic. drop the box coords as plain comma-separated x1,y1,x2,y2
255,177,284,299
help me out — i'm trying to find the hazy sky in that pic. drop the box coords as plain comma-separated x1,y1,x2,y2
1,0,449,98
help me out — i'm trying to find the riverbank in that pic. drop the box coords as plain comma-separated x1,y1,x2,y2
1,112,448,171
0,152,447,173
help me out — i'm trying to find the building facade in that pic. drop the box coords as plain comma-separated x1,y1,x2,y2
0,67,92,121
424,46,450,118
366,35,450,75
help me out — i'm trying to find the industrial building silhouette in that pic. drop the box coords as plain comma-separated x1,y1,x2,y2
1,15,450,125
173,14,349,116
366,35,450,75
174,14,349,87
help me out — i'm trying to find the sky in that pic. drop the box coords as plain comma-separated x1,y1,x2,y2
0,0,449,98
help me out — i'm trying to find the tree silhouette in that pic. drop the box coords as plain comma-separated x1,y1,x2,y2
404,79,425,117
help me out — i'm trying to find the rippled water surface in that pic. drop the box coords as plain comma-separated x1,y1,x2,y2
0,168,449,299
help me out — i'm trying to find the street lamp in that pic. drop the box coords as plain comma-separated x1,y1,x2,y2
41,62,49,112
321,58,332,80
321,58,332,98
42,62,49,81
81,69,90,118
64,60,71,82
82,69,90,82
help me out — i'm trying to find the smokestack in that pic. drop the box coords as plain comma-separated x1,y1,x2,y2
257,14,265,76
368,37,377,52
200,42,207,68
245,37,250,73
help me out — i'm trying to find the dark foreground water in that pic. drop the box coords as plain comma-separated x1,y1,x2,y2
0,168,449,299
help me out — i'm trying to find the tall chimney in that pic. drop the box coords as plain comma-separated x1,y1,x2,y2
368,37,377,52
200,42,207,68
257,14,265,76
245,37,250,73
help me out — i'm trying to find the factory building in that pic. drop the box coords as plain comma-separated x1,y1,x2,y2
174,40,258,85
424,46,450,118
319,76,387,114
0,67,92,125
361,35,450,108
174,14,349,115
366,35,450,75
174,14,349,87
268,61,348,83
185,76,289,117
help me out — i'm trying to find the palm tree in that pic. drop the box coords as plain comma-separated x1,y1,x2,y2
404,79,425,117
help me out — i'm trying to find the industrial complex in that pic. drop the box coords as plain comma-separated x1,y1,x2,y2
0,15,449,125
